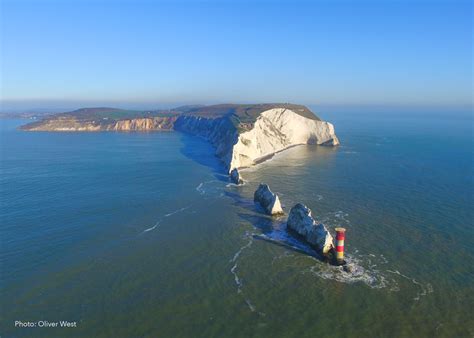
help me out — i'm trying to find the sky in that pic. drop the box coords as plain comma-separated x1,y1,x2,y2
0,0,472,111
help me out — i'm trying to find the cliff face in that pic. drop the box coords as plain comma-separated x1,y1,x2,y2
173,115,238,166
172,107,339,172
23,117,177,132
229,108,339,170
111,117,176,131
21,104,339,171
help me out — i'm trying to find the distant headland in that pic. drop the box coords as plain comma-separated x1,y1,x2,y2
21,103,339,172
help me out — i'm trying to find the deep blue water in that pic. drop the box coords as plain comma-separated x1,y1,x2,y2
0,109,473,337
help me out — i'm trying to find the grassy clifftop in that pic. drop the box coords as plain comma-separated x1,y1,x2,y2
183,103,319,121
52,107,180,121
184,103,320,131
21,104,321,131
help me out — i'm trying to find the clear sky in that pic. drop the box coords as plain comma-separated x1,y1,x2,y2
1,0,472,111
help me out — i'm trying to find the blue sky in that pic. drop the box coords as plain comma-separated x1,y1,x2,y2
1,0,472,111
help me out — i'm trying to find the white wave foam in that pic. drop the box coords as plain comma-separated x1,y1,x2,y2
226,181,246,188
387,270,434,301
142,220,161,233
334,210,349,219
196,182,205,194
140,204,192,234
230,233,254,264
196,180,224,196
302,251,432,300
165,205,191,217
320,210,351,228
229,232,265,316
245,299,256,312
304,254,390,289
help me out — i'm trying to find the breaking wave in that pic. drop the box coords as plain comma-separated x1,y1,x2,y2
165,206,191,217
195,182,204,194
386,269,434,301
195,180,225,196
142,220,162,233
140,204,192,234
226,181,246,188
303,253,390,289
229,231,265,316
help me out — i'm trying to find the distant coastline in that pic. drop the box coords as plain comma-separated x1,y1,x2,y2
20,103,340,172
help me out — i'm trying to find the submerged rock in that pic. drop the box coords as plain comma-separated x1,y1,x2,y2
287,203,334,254
230,168,243,185
253,183,284,215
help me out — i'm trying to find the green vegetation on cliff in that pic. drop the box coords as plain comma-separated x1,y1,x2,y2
56,107,180,121
21,103,320,131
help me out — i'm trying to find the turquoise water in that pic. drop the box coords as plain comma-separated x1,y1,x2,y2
1,110,473,337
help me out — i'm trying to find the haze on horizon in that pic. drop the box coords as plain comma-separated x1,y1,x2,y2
1,0,472,112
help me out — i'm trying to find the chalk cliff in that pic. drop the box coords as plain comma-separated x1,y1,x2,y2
171,106,339,172
22,104,339,171
229,108,339,170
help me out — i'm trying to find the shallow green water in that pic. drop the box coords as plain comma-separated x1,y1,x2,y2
1,110,473,337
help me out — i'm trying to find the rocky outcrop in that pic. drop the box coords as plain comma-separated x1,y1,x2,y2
287,203,334,254
254,183,284,215
230,168,243,185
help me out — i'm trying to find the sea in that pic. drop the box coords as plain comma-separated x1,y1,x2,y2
1,108,473,337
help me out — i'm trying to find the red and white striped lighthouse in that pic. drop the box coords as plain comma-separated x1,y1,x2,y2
335,227,346,265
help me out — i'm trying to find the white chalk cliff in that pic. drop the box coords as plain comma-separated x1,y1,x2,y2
229,108,339,171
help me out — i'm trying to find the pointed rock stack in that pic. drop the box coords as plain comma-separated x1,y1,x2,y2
253,183,284,215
